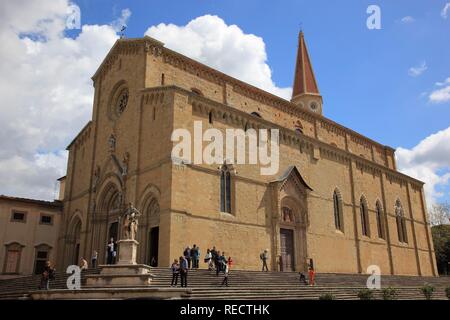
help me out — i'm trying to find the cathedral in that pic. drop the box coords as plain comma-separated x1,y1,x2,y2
56,32,437,276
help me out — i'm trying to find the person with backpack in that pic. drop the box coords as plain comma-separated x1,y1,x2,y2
180,256,188,287
39,260,55,290
260,249,269,272
170,259,180,287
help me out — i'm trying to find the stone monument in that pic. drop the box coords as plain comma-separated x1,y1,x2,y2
85,202,154,288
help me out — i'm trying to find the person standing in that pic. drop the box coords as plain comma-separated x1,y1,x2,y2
107,238,115,265
194,246,200,269
260,249,269,272
184,246,191,269
205,249,212,270
180,256,188,288
39,261,55,290
190,245,197,269
171,259,180,287
91,250,98,268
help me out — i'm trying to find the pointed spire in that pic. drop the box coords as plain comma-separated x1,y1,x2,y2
292,31,319,98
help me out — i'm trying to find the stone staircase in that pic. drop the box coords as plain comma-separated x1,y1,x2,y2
0,267,449,300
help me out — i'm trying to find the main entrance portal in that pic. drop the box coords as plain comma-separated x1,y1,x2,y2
280,228,295,271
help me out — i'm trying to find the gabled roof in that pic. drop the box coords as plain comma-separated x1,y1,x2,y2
292,31,320,98
272,165,313,191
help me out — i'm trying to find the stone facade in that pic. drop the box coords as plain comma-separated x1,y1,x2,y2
56,34,437,276
0,196,62,278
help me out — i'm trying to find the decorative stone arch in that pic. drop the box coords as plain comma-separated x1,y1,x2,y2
3,241,25,274
270,166,312,273
94,178,122,263
280,196,306,226
137,184,161,265
66,212,83,266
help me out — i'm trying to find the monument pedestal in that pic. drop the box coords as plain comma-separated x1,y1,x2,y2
86,239,154,288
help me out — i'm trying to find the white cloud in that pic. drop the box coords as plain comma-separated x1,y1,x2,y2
111,8,132,32
435,77,450,86
400,16,415,23
145,15,292,99
429,77,450,103
396,127,450,205
0,0,128,200
441,3,450,19
408,61,427,77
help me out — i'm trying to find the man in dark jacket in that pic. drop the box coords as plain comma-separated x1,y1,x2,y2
39,261,55,290
180,256,188,287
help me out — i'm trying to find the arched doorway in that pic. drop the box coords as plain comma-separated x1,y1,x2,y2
96,182,122,264
144,195,160,267
67,216,82,266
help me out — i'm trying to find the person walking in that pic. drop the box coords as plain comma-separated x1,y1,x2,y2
39,261,55,290
220,252,227,273
180,256,188,287
184,246,191,269
204,249,213,270
170,259,180,287
79,257,88,271
227,256,233,270
91,250,98,268
215,251,222,276
308,265,315,286
221,261,229,287
260,249,269,272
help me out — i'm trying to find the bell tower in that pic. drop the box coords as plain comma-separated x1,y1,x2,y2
291,31,323,115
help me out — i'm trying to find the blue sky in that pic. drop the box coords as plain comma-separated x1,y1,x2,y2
72,0,450,202
0,0,448,205
69,0,450,148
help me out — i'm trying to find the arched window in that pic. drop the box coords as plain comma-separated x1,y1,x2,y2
375,201,385,239
360,196,370,237
395,200,408,243
333,189,344,232
251,112,262,118
220,165,232,213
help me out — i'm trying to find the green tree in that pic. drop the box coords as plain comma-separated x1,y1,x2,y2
430,203,450,275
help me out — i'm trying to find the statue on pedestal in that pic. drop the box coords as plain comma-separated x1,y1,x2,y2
121,202,141,240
